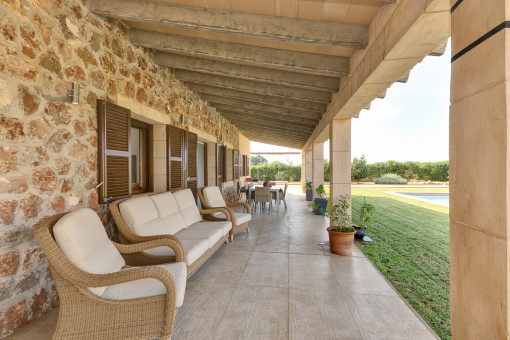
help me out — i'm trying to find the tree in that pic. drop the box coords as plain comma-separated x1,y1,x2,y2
324,159,330,182
250,155,268,166
351,155,368,182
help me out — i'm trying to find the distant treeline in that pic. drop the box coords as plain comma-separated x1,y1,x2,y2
249,156,449,182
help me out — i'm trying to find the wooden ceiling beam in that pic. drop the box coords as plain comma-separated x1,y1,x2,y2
129,30,349,77
90,0,368,49
189,83,326,113
154,53,339,92
219,109,317,129
176,70,331,103
202,95,322,120
211,103,318,126
221,113,315,133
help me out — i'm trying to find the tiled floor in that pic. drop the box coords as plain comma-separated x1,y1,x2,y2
7,188,438,340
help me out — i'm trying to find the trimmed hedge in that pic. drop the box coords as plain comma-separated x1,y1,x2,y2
361,160,449,182
250,161,301,181
374,173,408,184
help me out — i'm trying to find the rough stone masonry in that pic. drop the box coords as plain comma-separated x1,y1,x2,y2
0,0,241,337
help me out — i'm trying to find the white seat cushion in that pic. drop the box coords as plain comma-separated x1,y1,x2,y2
53,208,126,296
211,212,251,227
173,189,202,227
234,212,251,226
101,262,187,307
150,192,187,235
176,227,223,248
119,196,169,236
143,239,209,266
202,186,226,208
188,221,232,237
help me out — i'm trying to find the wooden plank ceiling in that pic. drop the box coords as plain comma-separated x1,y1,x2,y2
90,0,396,149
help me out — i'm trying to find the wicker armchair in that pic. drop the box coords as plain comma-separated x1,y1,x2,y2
198,186,252,242
33,209,186,340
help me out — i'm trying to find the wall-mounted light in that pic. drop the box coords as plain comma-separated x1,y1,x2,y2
179,114,185,125
67,82,80,104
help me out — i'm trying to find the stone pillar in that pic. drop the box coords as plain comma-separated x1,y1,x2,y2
329,119,351,215
312,142,324,199
450,2,510,338
301,152,306,184
305,149,312,183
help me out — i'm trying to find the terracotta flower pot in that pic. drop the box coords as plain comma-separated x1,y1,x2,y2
327,226,355,255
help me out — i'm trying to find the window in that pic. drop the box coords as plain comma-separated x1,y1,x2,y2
130,120,150,195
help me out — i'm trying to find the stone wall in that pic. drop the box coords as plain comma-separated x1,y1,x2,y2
0,0,242,337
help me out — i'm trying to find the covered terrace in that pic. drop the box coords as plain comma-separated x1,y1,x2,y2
0,0,504,339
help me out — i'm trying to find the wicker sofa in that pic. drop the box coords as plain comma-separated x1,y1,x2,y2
198,186,252,241
110,189,232,277
33,208,187,340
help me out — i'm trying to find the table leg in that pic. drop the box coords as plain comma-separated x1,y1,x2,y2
276,191,280,211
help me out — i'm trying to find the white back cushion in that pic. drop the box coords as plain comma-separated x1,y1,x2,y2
119,196,169,236
202,186,226,208
150,192,187,234
53,208,126,296
173,189,202,227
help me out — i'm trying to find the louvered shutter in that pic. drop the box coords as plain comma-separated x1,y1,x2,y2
239,153,244,178
186,131,198,202
246,155,250,176
216,143,223,189
97,100,131,204
233,150,240,180
167,125,185,191
222,146,228,182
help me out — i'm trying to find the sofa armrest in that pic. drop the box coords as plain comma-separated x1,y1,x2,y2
199,207,231,221
226,201,252,213
114,237,184,263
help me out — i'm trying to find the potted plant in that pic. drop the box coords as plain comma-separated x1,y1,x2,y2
325,195,357,255
305,181,313,201
301,181,306,194
313,184,328,215
354,197,375,239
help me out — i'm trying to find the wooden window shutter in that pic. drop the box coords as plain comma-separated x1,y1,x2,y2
246,155,250,176
167,125,185,191
222,146,228,182
216,143,223,189
239,152,244,178
186,131,198,202
233,150,240,180
97,100,131,203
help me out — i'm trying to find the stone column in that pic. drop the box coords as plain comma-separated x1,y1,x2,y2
305,149,312,183
312,142,324,199
450,2,510,338
301,152,306,184
329,119,351,215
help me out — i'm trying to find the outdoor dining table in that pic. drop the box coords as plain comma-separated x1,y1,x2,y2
248,185,282,211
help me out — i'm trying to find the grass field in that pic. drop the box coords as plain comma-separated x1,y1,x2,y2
350,187,451,339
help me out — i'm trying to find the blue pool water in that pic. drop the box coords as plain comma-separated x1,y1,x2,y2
389,192,449,207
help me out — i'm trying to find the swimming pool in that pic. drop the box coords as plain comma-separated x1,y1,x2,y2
387,192,449,207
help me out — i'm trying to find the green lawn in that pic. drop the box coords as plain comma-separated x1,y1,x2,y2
350,187,450,339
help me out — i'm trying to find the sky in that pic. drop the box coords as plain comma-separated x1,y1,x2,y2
251,40,451,165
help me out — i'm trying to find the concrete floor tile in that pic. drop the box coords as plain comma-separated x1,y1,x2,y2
254,233,289,253
174,281,236,339
329,255,398,297
289,254,339,291
289,288,364,340
289,233,328,255
239,251,289,288
345,294,434,340
191,248,252,285
214,285,288,340
228,232,259,251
